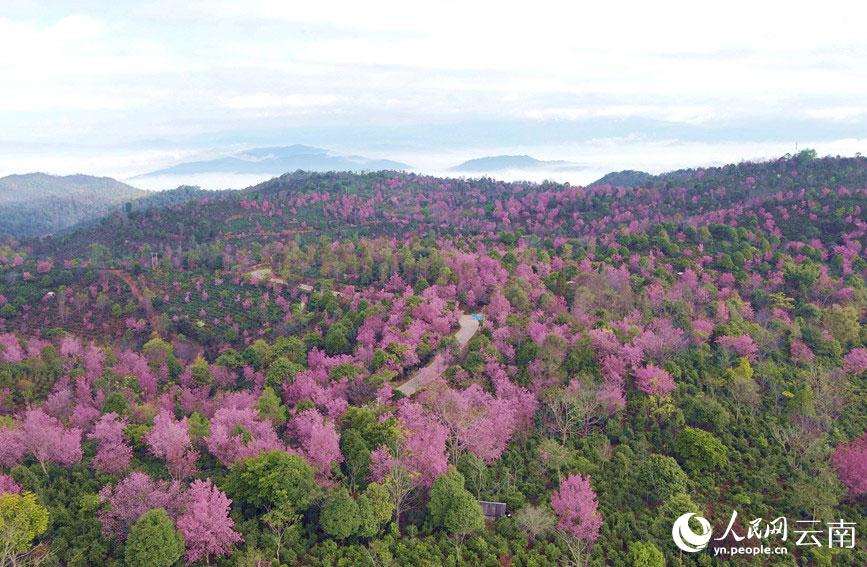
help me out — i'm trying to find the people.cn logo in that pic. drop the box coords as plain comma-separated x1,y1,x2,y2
672,513,713,552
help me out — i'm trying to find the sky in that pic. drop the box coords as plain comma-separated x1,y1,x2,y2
1,1,866,188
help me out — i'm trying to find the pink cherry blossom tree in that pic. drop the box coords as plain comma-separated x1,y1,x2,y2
145,410,198,479
18,409,83,474
0,473,21,495
0,425,25,468
716,334,759,361
395,399,448,487
842,348,867,375
88,413,132,475
205,406,283,466
176,479,243,564
291,409,343,479
550,473,602,564
98,472,185,540
832,432,867,497
634,364,676,397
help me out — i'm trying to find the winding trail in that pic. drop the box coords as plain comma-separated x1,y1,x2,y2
102,269,163,335
397,313,480,396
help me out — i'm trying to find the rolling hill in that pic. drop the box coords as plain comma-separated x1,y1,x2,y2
1,153,866,566
588,169,654,187
0,173,146,237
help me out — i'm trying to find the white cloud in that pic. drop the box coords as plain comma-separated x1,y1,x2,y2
806,106,867,122
222,93,339,110
0,2,865,171
524,105,717,125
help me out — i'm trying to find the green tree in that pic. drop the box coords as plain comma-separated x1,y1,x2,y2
189,354,213,387
428,468,484,537
223,450,318,513
123,508,184,567
356,482,394,538
783,260,819,293
340,429,371,491
324,323,352,355
187,412,210,442
319,487,361,540
266,357,303,390
255,386,288,425
101,391,130,416
627,541,665,567
822,304,861,347
675,427,728,473
142,337,174,368
0,492,49,567
271,336,307,364
636,454,688,504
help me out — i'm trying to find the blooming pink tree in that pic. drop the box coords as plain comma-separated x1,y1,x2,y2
716,334,759,361
98,472,184,540
291,409,343,479
550,473,602,561
83,344,106,383
205,406,283,466
842,348,867,375
17,409,83,474
423,384,519,463
597,355,627,413
88,413,132,475
0,473,21,495
176,479,243,564
790,339,815,364
485,290,511,325
114,350,158,399
634,364,676,397
145,410,198,479
369,445,396,483
488,359,537,431
0,333,24,363
831,433,867,497
0,425,25,468
395,399,448,486
633,318,685,362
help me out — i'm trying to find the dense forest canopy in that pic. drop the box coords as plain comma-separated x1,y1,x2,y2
0,153,864,566
0,174,148,238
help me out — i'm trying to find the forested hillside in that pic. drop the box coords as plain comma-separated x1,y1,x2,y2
0,174,146,237
0,153,864,566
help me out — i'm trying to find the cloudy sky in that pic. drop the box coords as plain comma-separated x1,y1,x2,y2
2,1,866,186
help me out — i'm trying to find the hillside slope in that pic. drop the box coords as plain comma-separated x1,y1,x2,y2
0,173,146,237
0,154,865,566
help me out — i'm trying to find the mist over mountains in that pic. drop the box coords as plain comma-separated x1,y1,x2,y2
135,145,410,178
451,155,584,173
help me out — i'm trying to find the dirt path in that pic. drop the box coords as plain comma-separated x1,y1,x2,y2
397,313,480,396
103,269,163,336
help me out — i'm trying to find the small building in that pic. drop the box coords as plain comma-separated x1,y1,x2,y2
479,500,508,519
471,313,483,322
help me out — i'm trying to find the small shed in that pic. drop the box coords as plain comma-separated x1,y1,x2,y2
479,500,508,519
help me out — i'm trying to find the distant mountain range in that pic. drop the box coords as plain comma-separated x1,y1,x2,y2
450,154,584,173
0,173,146,237
135,145,410,178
